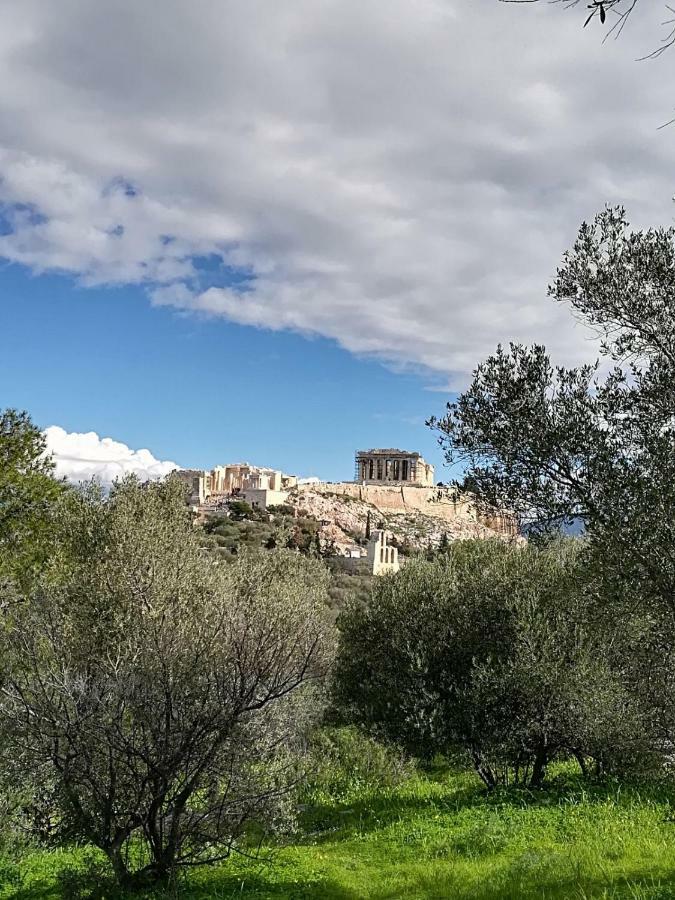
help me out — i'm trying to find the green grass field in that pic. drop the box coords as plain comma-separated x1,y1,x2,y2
4,766,675,899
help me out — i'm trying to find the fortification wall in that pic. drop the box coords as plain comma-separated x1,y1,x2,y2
297,482,515,536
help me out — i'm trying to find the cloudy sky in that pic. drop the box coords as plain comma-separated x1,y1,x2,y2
1,0,674,482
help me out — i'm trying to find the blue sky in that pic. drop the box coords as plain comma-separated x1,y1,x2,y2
0,1,672,485
0,261,449,481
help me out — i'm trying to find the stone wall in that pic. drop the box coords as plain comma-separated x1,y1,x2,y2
240,487,290,510
297,481,516,536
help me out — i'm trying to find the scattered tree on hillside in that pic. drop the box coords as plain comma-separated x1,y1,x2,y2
227,499,261,521
203,508,328,560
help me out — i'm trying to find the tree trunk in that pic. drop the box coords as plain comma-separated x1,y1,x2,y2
529,742,548,788
106,846,132,888
470,749,497,790
573,750,588,778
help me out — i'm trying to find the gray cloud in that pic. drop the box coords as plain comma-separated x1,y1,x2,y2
0,0,673,383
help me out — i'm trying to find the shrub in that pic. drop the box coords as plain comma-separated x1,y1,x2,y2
302,727,414,803
333,539,646,789
0,477,336,889
326,569,374,614
227,499,256,520
267,504,295,517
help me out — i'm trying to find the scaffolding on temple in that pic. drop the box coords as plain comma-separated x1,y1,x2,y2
353,449,433,486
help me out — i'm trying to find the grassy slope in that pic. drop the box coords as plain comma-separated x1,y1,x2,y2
4,768,675,899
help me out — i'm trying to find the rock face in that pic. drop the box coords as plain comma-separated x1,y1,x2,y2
286,482,517,554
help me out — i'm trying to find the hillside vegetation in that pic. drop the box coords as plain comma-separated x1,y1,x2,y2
200,503,374,613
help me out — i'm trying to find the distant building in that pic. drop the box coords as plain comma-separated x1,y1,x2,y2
367,529,400,576
344,545,363,559
173,469,208,507
210,464,297,496
175,463,297,511
355,448,434,487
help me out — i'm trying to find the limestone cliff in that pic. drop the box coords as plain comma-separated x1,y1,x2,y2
285,482,516,553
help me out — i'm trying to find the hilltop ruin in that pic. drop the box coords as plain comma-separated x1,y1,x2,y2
176,446,517,559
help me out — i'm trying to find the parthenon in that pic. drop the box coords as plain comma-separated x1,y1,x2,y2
355,448,434,487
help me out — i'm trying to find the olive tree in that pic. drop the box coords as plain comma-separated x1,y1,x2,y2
0,408,64,589
427,208,675,771
333,539,643,788
500,0,675,58
430,209,675,623
0,476,335,888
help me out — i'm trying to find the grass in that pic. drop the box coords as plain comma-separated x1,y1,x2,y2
3,766,675,899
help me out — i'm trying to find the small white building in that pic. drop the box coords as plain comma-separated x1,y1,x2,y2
344,545,364,559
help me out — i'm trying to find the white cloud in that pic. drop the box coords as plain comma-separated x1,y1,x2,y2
0,0,674,381
44,426,178,486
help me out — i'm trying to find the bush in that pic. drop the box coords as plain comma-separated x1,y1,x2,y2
267,504,295,517
333,539,647,789
227,499,257,520
0,477,336,889
326,568,373,614
302,727,414,803
0,777,39,855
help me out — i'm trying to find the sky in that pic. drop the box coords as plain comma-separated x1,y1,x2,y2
1,0,674,483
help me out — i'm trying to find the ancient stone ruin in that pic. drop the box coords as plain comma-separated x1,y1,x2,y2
355,448,435,487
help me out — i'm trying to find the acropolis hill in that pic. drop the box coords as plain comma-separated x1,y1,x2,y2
176,448,516,553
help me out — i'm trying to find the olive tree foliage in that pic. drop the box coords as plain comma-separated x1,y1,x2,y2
333,539,644,789
0,476,335,888
430,208,675,620
0,409,64,589
428,209,675,764
500,0,675,58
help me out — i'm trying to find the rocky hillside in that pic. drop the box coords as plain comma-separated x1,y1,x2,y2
284,485,513,554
